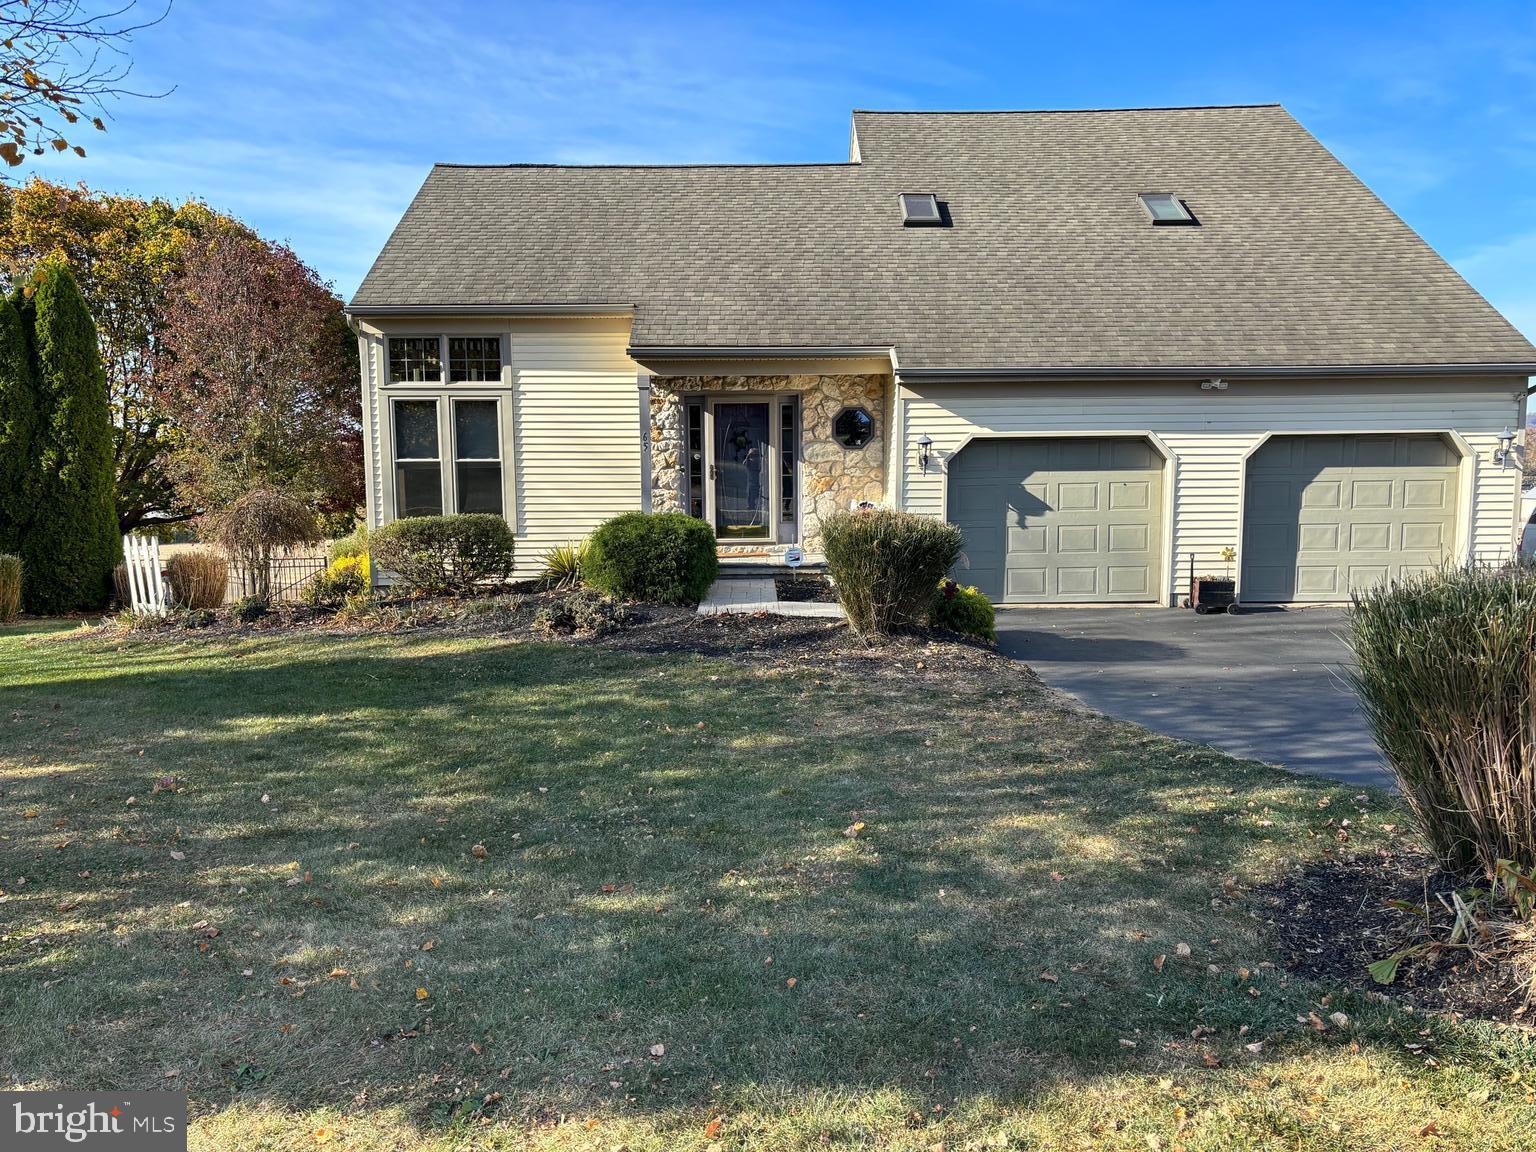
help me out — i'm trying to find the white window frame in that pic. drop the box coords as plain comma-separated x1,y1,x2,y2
383,334,509,389
382,389,516,530
450,396,506,516
389,395,447,519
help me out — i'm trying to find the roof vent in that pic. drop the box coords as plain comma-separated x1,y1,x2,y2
900,193,943,227
1139,192,1197,226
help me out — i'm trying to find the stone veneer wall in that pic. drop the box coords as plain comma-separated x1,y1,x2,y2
650,374,891,553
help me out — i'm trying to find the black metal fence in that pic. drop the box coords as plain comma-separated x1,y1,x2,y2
228,554,327,603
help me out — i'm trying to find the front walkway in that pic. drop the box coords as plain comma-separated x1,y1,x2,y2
697,577,843,618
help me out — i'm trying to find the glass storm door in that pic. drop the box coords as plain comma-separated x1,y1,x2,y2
712,401,773,540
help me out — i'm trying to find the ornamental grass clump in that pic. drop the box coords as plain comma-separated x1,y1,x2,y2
822,509,963,635
1349,563,1536,874
164,549,228,609
0,553,20,622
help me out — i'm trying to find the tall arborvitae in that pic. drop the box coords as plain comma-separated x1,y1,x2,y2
21,260,119,612
0,291,36,555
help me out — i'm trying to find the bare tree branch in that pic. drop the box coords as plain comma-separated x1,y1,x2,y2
0,0,172,165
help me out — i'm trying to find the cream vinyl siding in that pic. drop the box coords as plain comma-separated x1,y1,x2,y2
898,379,1525,603
360,316,643,579
510,322,643,575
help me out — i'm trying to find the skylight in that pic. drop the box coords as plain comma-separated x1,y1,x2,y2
1139,193,1197,226
900,193,942,226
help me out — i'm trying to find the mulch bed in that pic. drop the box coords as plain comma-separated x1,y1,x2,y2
772,574,838,603
1257,849,1531,1023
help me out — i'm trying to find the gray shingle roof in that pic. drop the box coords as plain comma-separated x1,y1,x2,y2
351,105,1536,372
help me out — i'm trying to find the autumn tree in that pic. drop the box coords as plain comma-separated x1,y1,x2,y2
0,178,246,530
19,257,119,612
155,233,361,519
0,0,168,167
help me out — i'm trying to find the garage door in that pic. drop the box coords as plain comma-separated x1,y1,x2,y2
1241,435,1458,603
947,438,1164,603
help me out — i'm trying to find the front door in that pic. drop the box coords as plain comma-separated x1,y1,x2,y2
712,400,773,541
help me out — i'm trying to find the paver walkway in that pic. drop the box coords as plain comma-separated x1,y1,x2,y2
698,576,843,618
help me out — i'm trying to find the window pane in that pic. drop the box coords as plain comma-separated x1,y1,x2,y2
781,402,797,521
388,337,442,383
394,400,439,459
396,462,443,517
454,400,500,460
686,401,705,520
449,336,502,383
456,462,503,514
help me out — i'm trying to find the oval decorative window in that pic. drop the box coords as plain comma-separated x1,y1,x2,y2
833,406,874,449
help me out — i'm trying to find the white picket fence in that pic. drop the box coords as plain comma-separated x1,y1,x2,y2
122,534,167,616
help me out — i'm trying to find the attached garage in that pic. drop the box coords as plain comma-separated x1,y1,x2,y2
1240,434,1460,603
947,437,1165,604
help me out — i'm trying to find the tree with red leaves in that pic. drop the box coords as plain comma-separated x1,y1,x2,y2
154,233,361,524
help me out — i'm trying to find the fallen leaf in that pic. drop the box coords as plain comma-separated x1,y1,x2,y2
415,987,429,1000
704,1117,723,1138
471,843,488,859
1330,1012,1351,1029
1038,970,1058,984
169,850,185,861
328,967,349,979
649,1043,665,1057
1308,1012,1327,1032
1049,871,1066,882
1175,943,1191,958
421,940,435,951
785,977,797,988
844,821,866,838
1119,1038,1137,1048
22,809,38,819
1245,1041,1265,1054
1153,954,1166,971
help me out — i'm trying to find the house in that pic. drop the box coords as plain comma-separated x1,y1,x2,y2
347,104,1536,606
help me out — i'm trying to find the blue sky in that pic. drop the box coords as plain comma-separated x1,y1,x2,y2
24,0,1536,336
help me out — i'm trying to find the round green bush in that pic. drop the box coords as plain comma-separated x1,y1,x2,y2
931,579,995,641
370,514,515,595
583,512,718,605
821,509,963,634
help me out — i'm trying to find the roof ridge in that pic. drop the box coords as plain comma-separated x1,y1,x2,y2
852,103,1285,115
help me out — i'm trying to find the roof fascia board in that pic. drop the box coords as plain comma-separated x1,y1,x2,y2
896,363,1536,383
347,303,635,318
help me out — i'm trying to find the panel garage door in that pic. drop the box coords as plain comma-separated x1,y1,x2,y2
1241,434,1458,603
947,438,1164,603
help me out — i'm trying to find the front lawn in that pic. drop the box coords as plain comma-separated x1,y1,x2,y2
1,618,1532,1150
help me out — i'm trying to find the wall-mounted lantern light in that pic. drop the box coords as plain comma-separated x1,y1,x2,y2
917,434,934,474
1495,426,1516,465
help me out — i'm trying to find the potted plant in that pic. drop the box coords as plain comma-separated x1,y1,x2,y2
1186,548,1240,615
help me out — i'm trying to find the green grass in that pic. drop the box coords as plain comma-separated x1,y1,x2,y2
1,619,1533,1151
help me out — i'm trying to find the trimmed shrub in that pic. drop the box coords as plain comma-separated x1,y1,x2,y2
582,512,718,605
822,509,963,635
931,579,996,641
164,549,229,609
327,524,369,564
305,553,371,607
370,514,514,595
541,539,589,590
1349,564,1536,873
209,488,320,600
19,261,120,613
0,553,21,622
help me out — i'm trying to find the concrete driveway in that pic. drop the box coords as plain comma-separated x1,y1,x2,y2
994,606,1391,789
